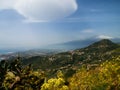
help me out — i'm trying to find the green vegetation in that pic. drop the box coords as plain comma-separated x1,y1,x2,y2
0,56,120,90
69,56,120,90
0,39,120,90
0,58,45,90
21,39,120,77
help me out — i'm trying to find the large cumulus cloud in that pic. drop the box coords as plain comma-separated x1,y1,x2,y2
0,0,78,22
0,0,16,9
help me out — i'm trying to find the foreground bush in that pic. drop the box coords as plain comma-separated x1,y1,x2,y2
0,58,45,90
41,70,69,90
68,56,120,90
0,56,120,90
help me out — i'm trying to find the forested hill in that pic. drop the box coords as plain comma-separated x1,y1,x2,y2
0,39,120,90
21,39,120,77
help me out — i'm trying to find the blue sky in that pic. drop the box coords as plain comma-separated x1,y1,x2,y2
0,0,120,50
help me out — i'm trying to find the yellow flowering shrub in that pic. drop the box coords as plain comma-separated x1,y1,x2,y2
69,56,120,90
41,71,69,90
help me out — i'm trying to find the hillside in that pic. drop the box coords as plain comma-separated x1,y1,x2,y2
1,56,120,90
0,49,64,61
0,39,120,89
21,39,120,77
48,38,120,50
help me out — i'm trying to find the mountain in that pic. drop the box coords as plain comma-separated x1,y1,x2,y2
0,38,99,60
52,38,97,50
20,39,120,77
0,37,119,55
83,39,119,53
49,37,120,50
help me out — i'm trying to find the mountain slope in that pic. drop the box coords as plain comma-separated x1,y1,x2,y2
48,38,120,50
21,39,120,77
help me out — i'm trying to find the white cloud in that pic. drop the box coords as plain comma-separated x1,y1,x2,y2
96,35,113,39
0,0,78,22
0,0,16,10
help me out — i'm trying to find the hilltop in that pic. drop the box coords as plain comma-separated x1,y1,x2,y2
20,39,120,77
1,39,120,89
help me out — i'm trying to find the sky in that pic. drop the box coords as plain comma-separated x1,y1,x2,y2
0,0,120,50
